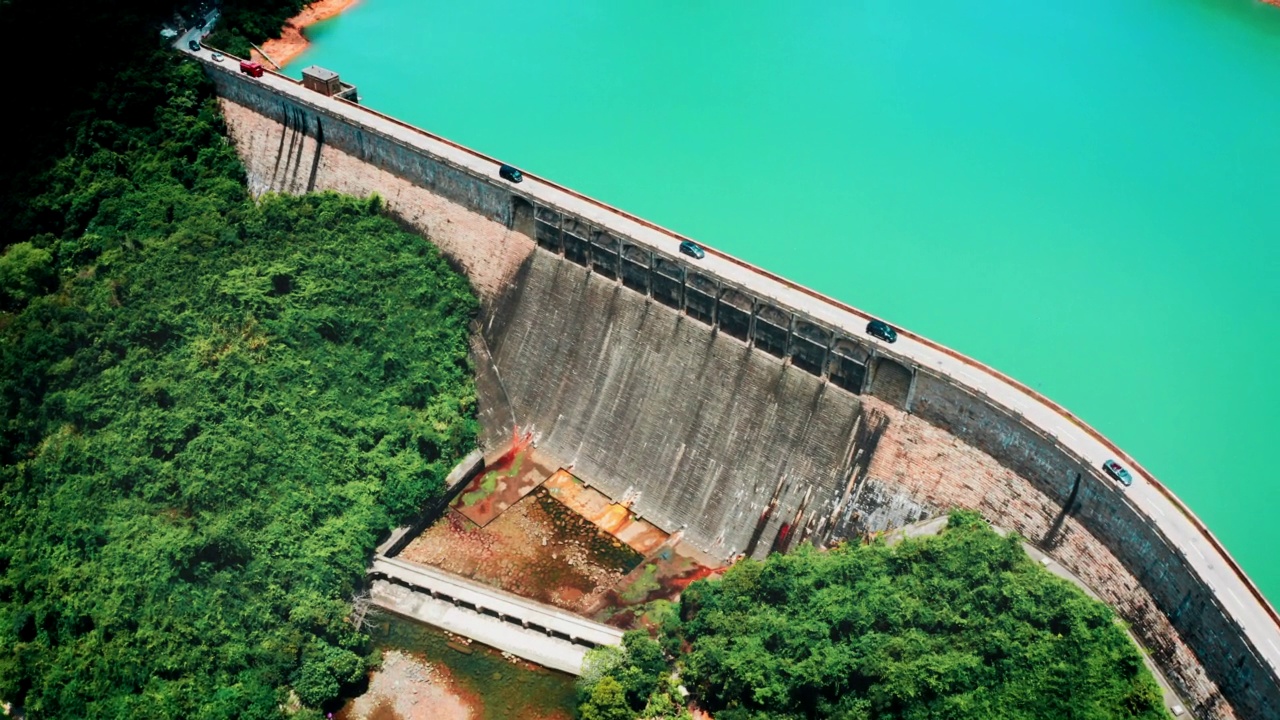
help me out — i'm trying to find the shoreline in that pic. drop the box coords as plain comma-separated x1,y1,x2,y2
253,0,359,69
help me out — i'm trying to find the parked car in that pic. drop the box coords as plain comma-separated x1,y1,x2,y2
679,240,705,260
498,164,523,183
1102,459,1133,487
188,39,201,51
866,319,898,343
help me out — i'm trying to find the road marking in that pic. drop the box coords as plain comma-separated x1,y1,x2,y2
1269,638,1280,657
1189,543,1206,561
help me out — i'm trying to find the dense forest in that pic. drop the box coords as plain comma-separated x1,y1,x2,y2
578,513,1170,720
0,1,479,716
0,0,310,251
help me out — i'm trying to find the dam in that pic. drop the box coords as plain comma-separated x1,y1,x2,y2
188,48,1280,719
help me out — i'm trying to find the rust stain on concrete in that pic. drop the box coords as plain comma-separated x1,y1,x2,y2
543,470,668,555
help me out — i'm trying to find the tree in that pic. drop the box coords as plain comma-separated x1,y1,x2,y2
676,512,1170,720
0,37,479,718
0,241,54,309
576,631,681,720
579,676,633,720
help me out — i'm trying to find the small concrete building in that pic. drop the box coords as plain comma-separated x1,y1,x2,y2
301,65,359,103
301,65,341,95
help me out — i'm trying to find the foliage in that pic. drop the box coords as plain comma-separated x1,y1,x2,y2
0,0,176,249
677,511,1170,720
578,632,687,720
0,42,478,720
580,677,633,720
0,0,314,249
205,0,307,60
0,242,56,309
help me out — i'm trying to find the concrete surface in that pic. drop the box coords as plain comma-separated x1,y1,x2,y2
369,579,594,676
370,557,624,649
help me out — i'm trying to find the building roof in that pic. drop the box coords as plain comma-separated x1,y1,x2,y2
301,66,339,82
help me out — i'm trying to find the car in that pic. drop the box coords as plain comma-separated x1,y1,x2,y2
188,39,201,51
866,319,897,343
211,52,224,62
498,164,523,183
679,240,705,260
1102,459,1133,487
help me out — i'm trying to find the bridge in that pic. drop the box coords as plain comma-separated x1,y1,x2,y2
186,43,1279,718
368,556,623,675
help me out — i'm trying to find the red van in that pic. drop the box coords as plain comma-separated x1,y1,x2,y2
239,61,264,78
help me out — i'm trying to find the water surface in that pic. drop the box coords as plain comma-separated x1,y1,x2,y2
291,0,1280,603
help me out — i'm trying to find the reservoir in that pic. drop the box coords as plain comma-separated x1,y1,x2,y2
288,0,1280,604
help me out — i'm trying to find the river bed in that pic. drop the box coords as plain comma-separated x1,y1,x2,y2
337,612,576,720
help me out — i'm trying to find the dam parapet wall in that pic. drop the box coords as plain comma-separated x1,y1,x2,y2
194,48,1279,718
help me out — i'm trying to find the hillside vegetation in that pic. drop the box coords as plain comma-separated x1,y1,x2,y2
0,45,478,719
579,513,1170,720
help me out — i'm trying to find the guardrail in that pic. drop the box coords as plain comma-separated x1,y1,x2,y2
199,46,1279,632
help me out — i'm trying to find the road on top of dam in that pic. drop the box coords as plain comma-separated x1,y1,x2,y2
183,44,1280,677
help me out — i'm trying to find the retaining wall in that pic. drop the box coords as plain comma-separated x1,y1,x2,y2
199,54,1278,719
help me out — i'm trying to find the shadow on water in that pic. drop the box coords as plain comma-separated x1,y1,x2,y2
362,611,576,720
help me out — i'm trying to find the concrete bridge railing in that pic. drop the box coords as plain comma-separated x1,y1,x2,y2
370,557,623,648
368,557,623,675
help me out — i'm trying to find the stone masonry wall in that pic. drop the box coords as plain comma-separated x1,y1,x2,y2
864,393,1247,717
216,99,533,307
206,62,1277,719
907,372,1277,718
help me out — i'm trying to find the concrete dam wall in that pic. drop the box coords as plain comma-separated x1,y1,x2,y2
197,52,1279,719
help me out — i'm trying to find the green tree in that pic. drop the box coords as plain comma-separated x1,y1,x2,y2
676,512,1170,720
576,631,680,720
579,676,633,720
293,661,340,708
0,38,479,720
614,632,667,708
0,241,55,308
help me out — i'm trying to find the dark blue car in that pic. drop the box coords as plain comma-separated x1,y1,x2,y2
679,240,705,260
866,319,897,343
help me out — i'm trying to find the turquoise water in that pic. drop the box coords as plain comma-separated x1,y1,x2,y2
290,1,1280,603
